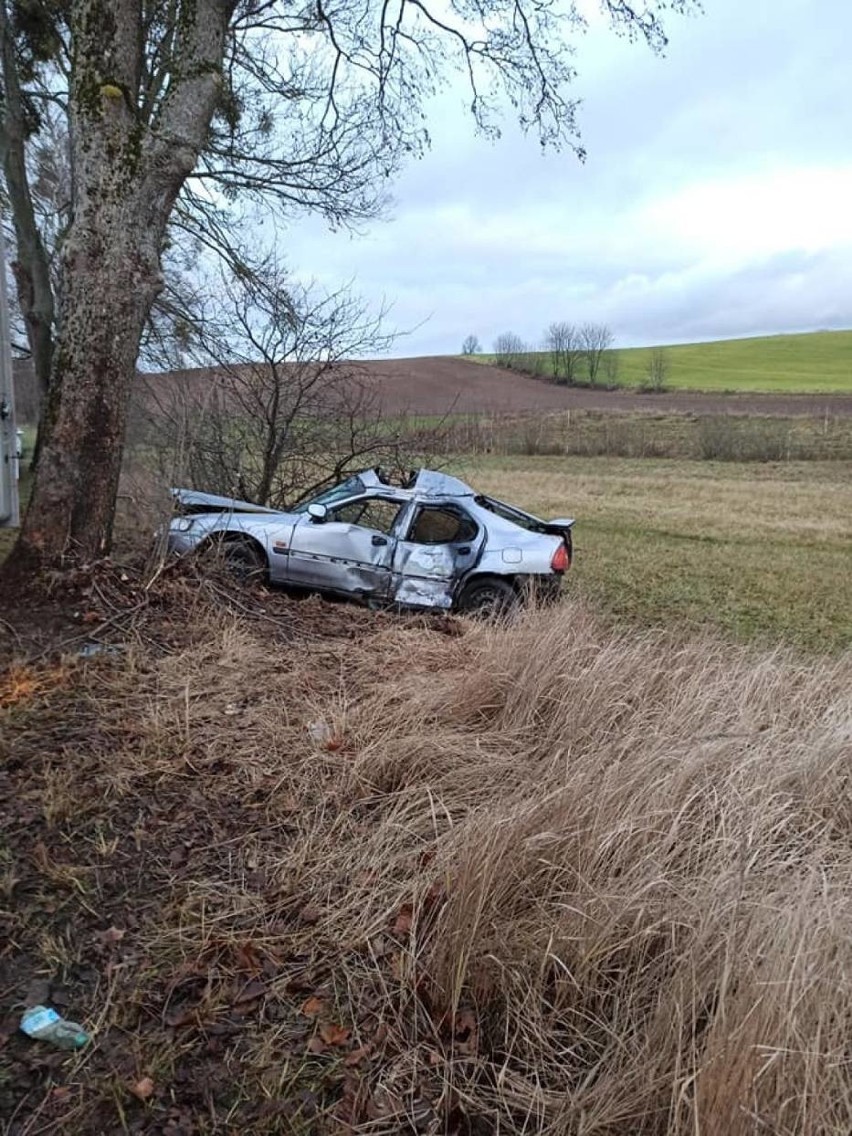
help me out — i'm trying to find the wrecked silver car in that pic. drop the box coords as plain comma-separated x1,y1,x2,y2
168,469,574,614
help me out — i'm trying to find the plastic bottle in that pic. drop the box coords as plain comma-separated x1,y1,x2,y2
20,1005,90,1050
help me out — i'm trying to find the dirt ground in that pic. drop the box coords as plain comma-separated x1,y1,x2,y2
132,357,852,422
362,357,852,417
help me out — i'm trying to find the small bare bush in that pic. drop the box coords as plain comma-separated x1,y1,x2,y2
698,416,793,461
579,321,614,383
135,260,440,507
494,331,527,370
642,345,670,391
545,320,580,385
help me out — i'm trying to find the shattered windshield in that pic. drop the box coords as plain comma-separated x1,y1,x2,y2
475,495,542,531
292,475,366,513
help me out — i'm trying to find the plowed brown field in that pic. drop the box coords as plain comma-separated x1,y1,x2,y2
131,356,852,422
364,357,852,416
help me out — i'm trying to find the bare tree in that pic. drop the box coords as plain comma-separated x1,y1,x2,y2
493,332,527,370
545,322,581,385
0,0,701,571
461,334,481,356
579,323,614,385
646,347,670,391
140,259,437,508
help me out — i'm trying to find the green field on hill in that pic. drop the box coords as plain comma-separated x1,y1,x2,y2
474,330,852,393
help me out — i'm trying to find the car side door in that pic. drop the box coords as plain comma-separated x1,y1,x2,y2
285,494,405,600
391,502,485,609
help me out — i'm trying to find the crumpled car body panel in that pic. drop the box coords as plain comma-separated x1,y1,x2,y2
168,469,573,611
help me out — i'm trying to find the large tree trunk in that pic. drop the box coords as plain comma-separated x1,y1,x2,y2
3,0,230,570
20,212,162,559
14,0,161,563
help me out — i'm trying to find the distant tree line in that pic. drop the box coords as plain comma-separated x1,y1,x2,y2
481,322,618,387
463,324,673,390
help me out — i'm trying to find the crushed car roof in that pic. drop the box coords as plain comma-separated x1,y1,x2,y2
172,468,477,514
366,468,475,498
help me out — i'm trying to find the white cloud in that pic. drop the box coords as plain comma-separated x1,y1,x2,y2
281,0,852,355
638,166,852,265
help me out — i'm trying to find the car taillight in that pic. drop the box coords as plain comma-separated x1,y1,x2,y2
551,542,570,573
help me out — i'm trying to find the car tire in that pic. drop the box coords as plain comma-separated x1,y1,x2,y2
208,537,267,583
457,576,518,619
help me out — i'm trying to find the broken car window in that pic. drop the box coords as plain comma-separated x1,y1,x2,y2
408,506,478,545
293,475,366,512
474,495,542,532
331,497,402,534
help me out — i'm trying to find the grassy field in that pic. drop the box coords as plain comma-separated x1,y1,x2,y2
4,446,852,1130
4,445,850,652
453,454,852,652
476,329,852,393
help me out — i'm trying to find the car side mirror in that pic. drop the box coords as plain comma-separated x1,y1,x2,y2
307,503,328,522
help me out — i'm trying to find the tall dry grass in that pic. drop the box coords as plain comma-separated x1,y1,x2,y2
57,597,847,1134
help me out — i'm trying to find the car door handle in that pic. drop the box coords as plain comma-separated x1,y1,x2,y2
371,534,388,546
457,545,471,555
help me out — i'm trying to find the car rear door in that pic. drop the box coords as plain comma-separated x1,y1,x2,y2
285,495,404,600
391,501,485,609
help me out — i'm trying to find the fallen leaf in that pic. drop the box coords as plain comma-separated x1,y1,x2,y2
300,995,325,1017
130,1076,155,1101
96,926,126,946
235,942,262,974
50,1086,72,1103
423,880,445,908
306,1035,326,1055
344,1044,371,1067
392,904,413,936
319,1022,350,1046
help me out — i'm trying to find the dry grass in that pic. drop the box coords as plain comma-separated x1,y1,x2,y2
3,587,852,1133
455,456,852,651
438,410,852,462
457,455,852,545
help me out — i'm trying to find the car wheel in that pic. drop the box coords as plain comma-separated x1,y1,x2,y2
457,576,518,619
209,537,267,583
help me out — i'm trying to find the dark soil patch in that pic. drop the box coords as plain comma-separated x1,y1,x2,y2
362,357,852,417
133,357,852,422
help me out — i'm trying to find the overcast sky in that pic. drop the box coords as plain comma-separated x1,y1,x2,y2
283,0,852,357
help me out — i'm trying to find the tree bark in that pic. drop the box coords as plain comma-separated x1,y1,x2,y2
6,0,230,568
0,0,55,408
21,216,162,558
